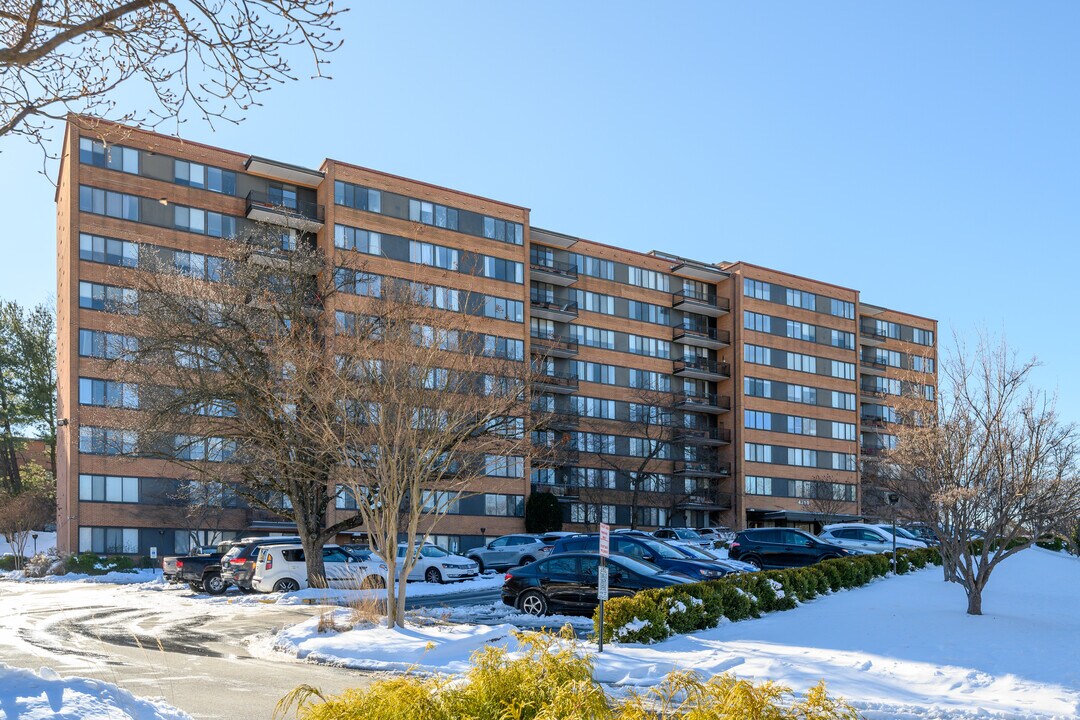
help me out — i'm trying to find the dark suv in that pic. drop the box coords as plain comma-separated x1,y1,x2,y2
728,528,850,569
221,536,301,592
551,533,734,580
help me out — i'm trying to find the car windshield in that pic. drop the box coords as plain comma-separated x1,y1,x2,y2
611,555,664,576
643,539,685,558
420,545,449,558
678,545,718,560
675,529,702,539
222,546,242,561
888,526,918,541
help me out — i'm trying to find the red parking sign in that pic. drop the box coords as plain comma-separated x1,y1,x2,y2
599,522,610,558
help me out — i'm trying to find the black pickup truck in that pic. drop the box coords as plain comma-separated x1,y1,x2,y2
163,545,233,595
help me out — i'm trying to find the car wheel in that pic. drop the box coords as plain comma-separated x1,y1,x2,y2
469,557,484,574
203,574,227,595
519,590,549,616
187,582,203,593
273,578,301,593
425,567,443,584
744,555,763,570
519,556,535,565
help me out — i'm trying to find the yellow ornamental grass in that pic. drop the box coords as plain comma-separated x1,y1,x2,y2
283,630,861,720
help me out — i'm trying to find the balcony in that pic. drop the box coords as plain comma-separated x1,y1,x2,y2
859,326,889,346
677,491,734,511
861,445,891,457
530,482,579,499
529,259,578,286
860,359,888,376
859,385,893,404
860,415,888,430
673,392,731,414
673,461,732,479
672,289,730,318
533,371,579,394
530,331,579,358
530,294,579,323
673,357,731,381
672,324,731,349
245,191,325,232
673,426,732,446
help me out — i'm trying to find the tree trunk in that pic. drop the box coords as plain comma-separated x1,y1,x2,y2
0,375,21,494
966,588,982,615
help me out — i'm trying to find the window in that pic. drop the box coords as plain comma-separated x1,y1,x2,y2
786,416,817,436
409,241,459,271
79,186,139,221
832,453,857,471
79,281,137,314
173,205,237,238
575,290,615,315
482,296,524,322
79,378,138,409
628,267,670,291
482,256,524,283
786,352,816,373
483,335,524,361
484,494,525,517
786,319,815,342
628,334,670,359
744,410,771,430
480,216,524,245
483,455,524,478
79,234,139,268
912,328,934,346
745,475,773,495
745,443,772,463
744,344,772,365
831,390,856,410
570,325,614,350
79,426,137,456
571,432,616,454
569,467,617,488
875,319,901,339
334,268,382,297
174,160,237,194
830,360,856,380
637,506,669,527
785,288,816,311
743,278,770,299
334,181,382,212
911,355,935,373
79,329,137,360
744,311,771,333
79,138,139,174
832,421,857,441
79,475,139,503
571,396,616,419
629,369,669,391
829,329,855,350
830,298,855,319
173,435,236,463
569,254,614,280
789,448,817,467
570,504,615,524
334,225,382,255
575,361,616,385
627,300,670,325
787,384,816,404
79,527,139,554
629,438,669,459
744,377,772,398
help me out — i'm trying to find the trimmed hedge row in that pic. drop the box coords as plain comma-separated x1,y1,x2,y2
594,547,941,644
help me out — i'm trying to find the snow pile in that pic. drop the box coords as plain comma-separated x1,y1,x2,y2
211,573,504,606
1,568,163,585
258,548,1080,719
0,663,191,719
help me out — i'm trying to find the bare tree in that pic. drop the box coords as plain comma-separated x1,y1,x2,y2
112,225,363,587
0,462,54,568
887,334,1080,615
170,477,232,552
313,280,540,628
806,473,848,529
0,0,343,153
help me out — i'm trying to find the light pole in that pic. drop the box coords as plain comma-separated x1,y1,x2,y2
31,533,38,556
884,491,900,571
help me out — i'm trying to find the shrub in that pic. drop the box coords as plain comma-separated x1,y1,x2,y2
598,546,942,644
1036,535,1067,552
0,555,23,571
289,631,859,720
24,549,66,578
64,553,138,575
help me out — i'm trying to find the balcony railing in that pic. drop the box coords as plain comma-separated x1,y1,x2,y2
861,445,891,457
677,491,734,510
673,357,731,379
671,289,731,316
674,426,732,445
673,325,731,346
673,461,732,478
529,258,578,279
530,331,579,357
860,415,888,429
245,191,325,227
673,392,732,412
529,294,579,319
530,482,579,499
533,371,579,394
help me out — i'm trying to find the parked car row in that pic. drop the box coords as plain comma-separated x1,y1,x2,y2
165,536,479,595
728,524,929,570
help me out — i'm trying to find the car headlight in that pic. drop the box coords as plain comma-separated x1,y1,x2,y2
700,569,723,577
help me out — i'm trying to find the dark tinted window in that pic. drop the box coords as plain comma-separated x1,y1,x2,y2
751,529,782,543
781,530,810,544
561,539,587,552
282,549,304,562
579,557,600,577
833,529,858,540
542,557,577,575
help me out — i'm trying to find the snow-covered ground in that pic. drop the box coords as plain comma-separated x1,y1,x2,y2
0,531,56,557
1,567,163,584
202,573,504,606
257,548,1080,719
0,663,190,719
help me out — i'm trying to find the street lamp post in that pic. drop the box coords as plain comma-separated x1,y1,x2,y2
32,533,38,556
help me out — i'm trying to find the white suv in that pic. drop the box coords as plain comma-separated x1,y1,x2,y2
818,523,927,554
251,544,388,593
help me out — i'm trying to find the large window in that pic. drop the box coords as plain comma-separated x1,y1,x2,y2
79,139,139,174
79,426,137,456
79,185,139,221
79,329,138,360
79,475,139,503
173,205,237,238
79,527,139,554
79,282,137,314
334,225,382,254
568,253,615,280
174,160,237,194
79,378,138,409
79,234,139,268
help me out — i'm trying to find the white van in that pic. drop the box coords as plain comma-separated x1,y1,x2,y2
251,544,387,593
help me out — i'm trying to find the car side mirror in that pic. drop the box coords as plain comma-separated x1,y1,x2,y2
642,554,654,562
805,540,815,547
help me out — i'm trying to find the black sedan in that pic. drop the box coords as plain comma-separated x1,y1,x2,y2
551,533,738,581
502,552,693,616
728,528,850,569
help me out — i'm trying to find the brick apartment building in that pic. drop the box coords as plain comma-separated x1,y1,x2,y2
55,117,937,556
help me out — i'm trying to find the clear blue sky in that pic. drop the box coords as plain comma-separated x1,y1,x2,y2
1,2,1077,418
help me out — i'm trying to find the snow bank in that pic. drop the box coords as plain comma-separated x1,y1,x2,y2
0,568,163,585
212,573,504,606
258,548,1080,719
0,663,191,719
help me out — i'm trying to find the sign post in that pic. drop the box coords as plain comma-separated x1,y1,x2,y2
598,522,610,652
